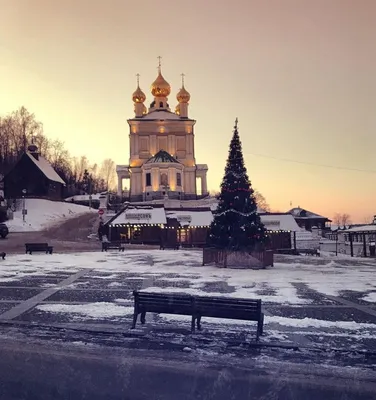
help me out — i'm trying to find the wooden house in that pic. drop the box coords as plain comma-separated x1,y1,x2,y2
288,207,331,233
4,145,65,200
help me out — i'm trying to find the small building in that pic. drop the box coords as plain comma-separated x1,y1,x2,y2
4,145,66,200
288,207,331,233
105,204,300,251
343,224,376,257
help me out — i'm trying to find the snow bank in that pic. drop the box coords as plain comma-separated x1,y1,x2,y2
266,316,376,330
36,302,134,319
362,292,376,303
6,199,96,232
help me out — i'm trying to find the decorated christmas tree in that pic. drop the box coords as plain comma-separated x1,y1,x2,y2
208,119,268,251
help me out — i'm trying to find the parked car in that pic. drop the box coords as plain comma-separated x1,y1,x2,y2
0,223,9,239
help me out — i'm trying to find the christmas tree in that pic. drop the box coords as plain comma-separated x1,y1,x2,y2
208,119,268,251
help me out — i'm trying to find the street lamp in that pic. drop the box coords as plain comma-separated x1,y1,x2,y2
22,189,27,222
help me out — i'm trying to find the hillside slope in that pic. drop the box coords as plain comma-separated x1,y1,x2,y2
6,199,97,232
45,212,99,241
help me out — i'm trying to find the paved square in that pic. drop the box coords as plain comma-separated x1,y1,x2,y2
0,250,375,353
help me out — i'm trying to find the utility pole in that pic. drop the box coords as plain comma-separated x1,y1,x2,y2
22,189,27,222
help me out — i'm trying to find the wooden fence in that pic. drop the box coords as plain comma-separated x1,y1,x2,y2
202,247,274,268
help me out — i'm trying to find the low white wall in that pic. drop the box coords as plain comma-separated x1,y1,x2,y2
320,239,365,256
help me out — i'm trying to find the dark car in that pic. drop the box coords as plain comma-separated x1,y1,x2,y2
0,223,9,239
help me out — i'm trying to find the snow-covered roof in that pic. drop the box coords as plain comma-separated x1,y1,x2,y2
260,213,302,232
166,209,213,227
345,224,376,233
26,153,65,185
288,207,329,220
209,200,265,213
65,194,102,202
110,206,166,225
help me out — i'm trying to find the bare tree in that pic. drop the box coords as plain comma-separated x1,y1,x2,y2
333,213,351,228
333,213,342,226
341,213,351,227
254,189,271,212
362,215,373,224
99,158,116,191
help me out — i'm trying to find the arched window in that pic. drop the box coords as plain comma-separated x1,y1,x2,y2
160,173,168,186
159,101,163,108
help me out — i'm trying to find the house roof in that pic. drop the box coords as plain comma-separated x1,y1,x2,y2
259,213,303,232
106,204,304,231
145,150,179,164
288,207,330,221
344,224,376,233
166,209,213,227
26,152,65,185
109,205,167,225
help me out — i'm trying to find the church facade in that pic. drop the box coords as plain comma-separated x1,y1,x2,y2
116,63,208,202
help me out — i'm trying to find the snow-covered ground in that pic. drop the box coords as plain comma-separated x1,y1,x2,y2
0,250,376,351
0,251,375,303
6,199,96,232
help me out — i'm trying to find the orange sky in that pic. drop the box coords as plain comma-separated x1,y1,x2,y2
1,0,375,222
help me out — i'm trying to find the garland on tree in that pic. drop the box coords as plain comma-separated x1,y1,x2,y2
208,118,268,251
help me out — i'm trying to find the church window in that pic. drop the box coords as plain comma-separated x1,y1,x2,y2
145,173,151,186
176,172,181,187
159,102,163,108
160,173,168,186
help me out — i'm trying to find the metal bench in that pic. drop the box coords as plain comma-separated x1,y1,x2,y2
102,242,125,252
131,291,264,340
25,243,53,255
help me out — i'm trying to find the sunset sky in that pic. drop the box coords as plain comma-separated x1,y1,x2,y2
1,0,375,222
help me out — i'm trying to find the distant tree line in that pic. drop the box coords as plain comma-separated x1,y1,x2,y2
0,107,117,197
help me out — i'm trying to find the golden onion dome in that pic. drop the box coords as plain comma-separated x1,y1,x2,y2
132,85,146,103
175,103,181,115
176,85,190,103
151,71,171,97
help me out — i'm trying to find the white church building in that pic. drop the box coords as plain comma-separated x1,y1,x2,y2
116,62,208,202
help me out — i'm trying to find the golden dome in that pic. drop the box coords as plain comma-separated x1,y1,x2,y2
151,71,171,97
132,85,146,103
175,103,181,115
177,85,190,103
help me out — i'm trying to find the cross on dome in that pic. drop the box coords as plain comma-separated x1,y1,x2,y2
177,72,190,103
151,56,171,97
132,73,146,103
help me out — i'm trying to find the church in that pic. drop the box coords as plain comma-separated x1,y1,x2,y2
106,60,296,251
116,60,208,201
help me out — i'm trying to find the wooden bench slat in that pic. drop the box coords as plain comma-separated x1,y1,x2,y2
195,296,260,303
131,290,264,340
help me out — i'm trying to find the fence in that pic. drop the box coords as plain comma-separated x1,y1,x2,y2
202,247,274,268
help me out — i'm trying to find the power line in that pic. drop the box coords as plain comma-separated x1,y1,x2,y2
244,152,376,174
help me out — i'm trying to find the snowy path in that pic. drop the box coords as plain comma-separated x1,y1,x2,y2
0,250,375,354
